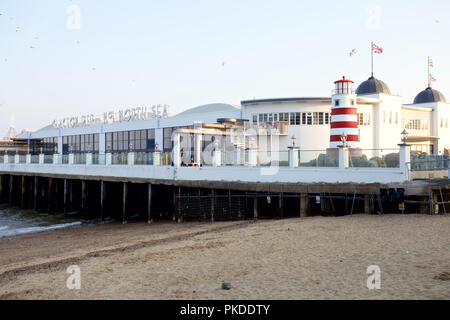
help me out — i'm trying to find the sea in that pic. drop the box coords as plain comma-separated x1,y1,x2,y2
0,204,83,238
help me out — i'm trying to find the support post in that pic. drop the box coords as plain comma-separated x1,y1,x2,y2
338,146,349,169
364,194,370,214
147,183,152,223
211,189,215,223
213,150,221,167
48,178,52,213
34,176,38,210
63,179,67,216
153,150,161,166
300,193,309,217
39,153,44,165
398,143,411,181
81,180,86,216
127,152,135,166
86,153,93,165
288,147,299,168
68,153,74,165
122,182,127,224
105,153,112,165
253,195,258,219
100,180,105,221
172,132,181,167
21,176,25,209
177,187,182,223
9,175,13,206
248,148,258,167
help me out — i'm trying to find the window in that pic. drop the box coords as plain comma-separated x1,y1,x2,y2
325,113,330,124
383,111,386,123
395,112,398,124
334,99,340,106
295,112,300,125
263,113,268,122
259,114,263,122
279,113,289,122
318,112,324,125
306,113,312,125
358,113,364,125
290,113,296,125
252,114,257,123
313,112,319,125
302,113,306,125
441,118,444,128
268,113,273,122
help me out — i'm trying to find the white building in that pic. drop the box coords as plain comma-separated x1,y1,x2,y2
16,75,450,161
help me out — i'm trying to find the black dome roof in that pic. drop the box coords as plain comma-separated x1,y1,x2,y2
356,76,391,95
413,87,446,104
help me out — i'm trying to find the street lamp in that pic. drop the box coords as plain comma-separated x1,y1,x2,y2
340,133,348,147
291,134,297,147
401,129,408,145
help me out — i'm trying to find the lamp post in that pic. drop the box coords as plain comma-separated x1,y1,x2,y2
400,129,408,145
340,133,348,147
291,134,297,147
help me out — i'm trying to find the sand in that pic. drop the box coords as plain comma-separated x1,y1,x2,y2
0,214,449,300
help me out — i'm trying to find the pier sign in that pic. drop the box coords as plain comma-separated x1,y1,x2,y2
52,105,170,129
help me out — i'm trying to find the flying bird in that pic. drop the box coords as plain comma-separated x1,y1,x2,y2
221,61,226,67
349,49,356,56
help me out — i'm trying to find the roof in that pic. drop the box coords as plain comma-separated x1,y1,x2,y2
241,97,331,105
356,76,391,95
177,103,240,116
413,87,446,104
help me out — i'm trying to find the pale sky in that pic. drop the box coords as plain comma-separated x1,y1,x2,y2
0,0,449,135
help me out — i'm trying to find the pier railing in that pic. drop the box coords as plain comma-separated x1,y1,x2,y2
0,145,421,180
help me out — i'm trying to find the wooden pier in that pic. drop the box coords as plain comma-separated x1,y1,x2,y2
0,171,449,221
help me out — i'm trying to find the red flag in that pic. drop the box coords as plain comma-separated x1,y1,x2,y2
429,58,434,67
429,74,437,82
372,43,383,54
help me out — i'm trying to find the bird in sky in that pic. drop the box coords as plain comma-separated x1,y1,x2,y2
221,61,226,67
349,49,356,56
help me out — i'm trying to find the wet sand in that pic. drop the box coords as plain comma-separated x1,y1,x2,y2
0,214,449,299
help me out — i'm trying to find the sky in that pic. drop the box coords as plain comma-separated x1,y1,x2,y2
0,0,449,134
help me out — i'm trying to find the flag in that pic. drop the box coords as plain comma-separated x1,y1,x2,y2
372,43,383,54
429,74,437,82
429,58,434,68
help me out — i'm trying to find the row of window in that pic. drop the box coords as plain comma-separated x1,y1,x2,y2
106,129,155,152
357,113,371,126
63,134,99,154
252,112,331,126
404,119,428,131
440,117,449,128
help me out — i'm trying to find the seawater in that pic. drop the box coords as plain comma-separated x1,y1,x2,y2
0,204,83,238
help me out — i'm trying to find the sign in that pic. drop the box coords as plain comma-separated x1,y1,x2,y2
316,196,321,204
435,204,439,214
399,202,405,211
52,104,170,129
267,196,271,204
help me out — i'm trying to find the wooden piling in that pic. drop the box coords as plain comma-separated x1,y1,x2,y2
364,194,370,214
100,180,105,221
147,183,152,223
300,193,309,217
34,176,38,210
9,175,13,206
177,187,182,223
63,179,67,216
48,177,52,213
122,182,127,224
253,195,258,219
81,180,86,216
211,189,215,222
21,176,25,209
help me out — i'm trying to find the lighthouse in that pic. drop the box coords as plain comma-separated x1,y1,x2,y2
330,76,359,148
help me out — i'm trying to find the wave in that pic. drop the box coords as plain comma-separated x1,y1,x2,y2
0,222,82,238
0,226,8,231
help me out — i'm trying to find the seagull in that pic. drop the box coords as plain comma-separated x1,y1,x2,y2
221,61,225,67
29,46,35,49
92,67,96,71
435,19,440,23
349,48,356,56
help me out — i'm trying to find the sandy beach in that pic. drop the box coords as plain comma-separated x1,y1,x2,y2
0,214,449,300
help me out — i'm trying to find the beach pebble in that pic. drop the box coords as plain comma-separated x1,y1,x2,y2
221,282,232,290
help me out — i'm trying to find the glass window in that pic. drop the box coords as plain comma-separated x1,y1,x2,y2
290,113,296,125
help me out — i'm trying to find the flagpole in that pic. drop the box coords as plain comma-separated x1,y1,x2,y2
428,56,431,88
371,41,374,77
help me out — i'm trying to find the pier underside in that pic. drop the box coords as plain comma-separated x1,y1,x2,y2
1,172,449,221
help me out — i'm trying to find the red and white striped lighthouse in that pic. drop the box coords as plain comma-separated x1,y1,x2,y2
330,76,359,148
